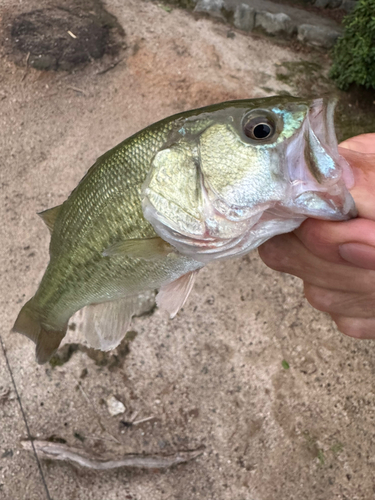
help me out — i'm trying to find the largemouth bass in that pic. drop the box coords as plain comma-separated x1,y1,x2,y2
13,96,356,363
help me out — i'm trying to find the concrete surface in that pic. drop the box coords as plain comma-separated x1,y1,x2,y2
314,0,357,10
1,0,375,499
197,0,343,47
202,0,343,28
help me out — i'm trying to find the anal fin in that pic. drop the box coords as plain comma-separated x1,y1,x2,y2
82,297,137,351
156,270,199,319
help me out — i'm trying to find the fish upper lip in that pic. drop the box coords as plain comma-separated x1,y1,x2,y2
308,97,338,155
308,98,356,191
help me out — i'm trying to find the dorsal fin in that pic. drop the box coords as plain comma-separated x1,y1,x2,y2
37,205,62,234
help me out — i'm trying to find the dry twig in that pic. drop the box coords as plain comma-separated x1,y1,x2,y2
132,416,155,426
0,387,10,401
21,52,30,82
67,86,86,96
21,440,203,470
96,58,124,75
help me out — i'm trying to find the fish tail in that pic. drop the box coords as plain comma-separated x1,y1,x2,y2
12,298,67,364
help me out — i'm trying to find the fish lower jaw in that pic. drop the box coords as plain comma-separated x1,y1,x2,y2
291,189,357,220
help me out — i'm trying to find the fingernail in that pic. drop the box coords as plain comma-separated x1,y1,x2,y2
339,243,375,270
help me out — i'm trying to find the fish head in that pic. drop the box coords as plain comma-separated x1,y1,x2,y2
142,97,356,262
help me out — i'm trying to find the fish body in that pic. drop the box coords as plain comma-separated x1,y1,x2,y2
13,96,356,363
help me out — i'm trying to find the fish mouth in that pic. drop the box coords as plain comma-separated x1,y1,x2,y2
286,97,357,220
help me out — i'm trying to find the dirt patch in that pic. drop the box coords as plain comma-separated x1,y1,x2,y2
335,85,375,142
49,331,138,370
126,37,252,112
5,0,125,71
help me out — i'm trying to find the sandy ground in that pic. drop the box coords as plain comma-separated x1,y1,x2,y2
1,1,375,499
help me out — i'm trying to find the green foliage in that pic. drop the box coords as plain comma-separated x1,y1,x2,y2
317,449,325,466
281,359,290,370
330,0,375,90
330,442,344,455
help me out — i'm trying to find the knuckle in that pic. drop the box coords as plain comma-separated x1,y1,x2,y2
341,324,366,339
333,316,374,339
304,284,332,313
258,235,296,273
297,220,336,255
258,240,283,271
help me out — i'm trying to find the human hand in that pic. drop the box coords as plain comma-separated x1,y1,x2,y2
258,133,375,339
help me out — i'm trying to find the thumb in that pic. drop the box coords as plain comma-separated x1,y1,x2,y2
294,135,375,269
338,133,375,220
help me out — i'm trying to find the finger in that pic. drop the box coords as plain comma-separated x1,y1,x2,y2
330,315,375,340
259,232,375,293
294,218,375,266
304,283,375,319
339,134,375,154
339,242,375,270
338,146,375,220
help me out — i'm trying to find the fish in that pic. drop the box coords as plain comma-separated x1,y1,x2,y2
13,96,357,364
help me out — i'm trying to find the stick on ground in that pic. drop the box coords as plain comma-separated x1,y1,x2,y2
21,440,203,470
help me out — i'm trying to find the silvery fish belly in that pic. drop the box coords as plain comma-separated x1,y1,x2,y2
13,96,356,364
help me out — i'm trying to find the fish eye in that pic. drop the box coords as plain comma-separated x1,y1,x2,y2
242,114,276,141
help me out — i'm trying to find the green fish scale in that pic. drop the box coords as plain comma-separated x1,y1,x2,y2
54,126,170,251
33,120,197,326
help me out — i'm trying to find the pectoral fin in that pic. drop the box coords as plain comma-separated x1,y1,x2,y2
82,297,138,351
103,237,174,261
156,270,199,318
38,205,62,234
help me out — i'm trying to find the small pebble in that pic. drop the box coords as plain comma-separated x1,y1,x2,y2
107,395,126,416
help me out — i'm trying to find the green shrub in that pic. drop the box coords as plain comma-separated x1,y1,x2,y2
330,0,375,90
